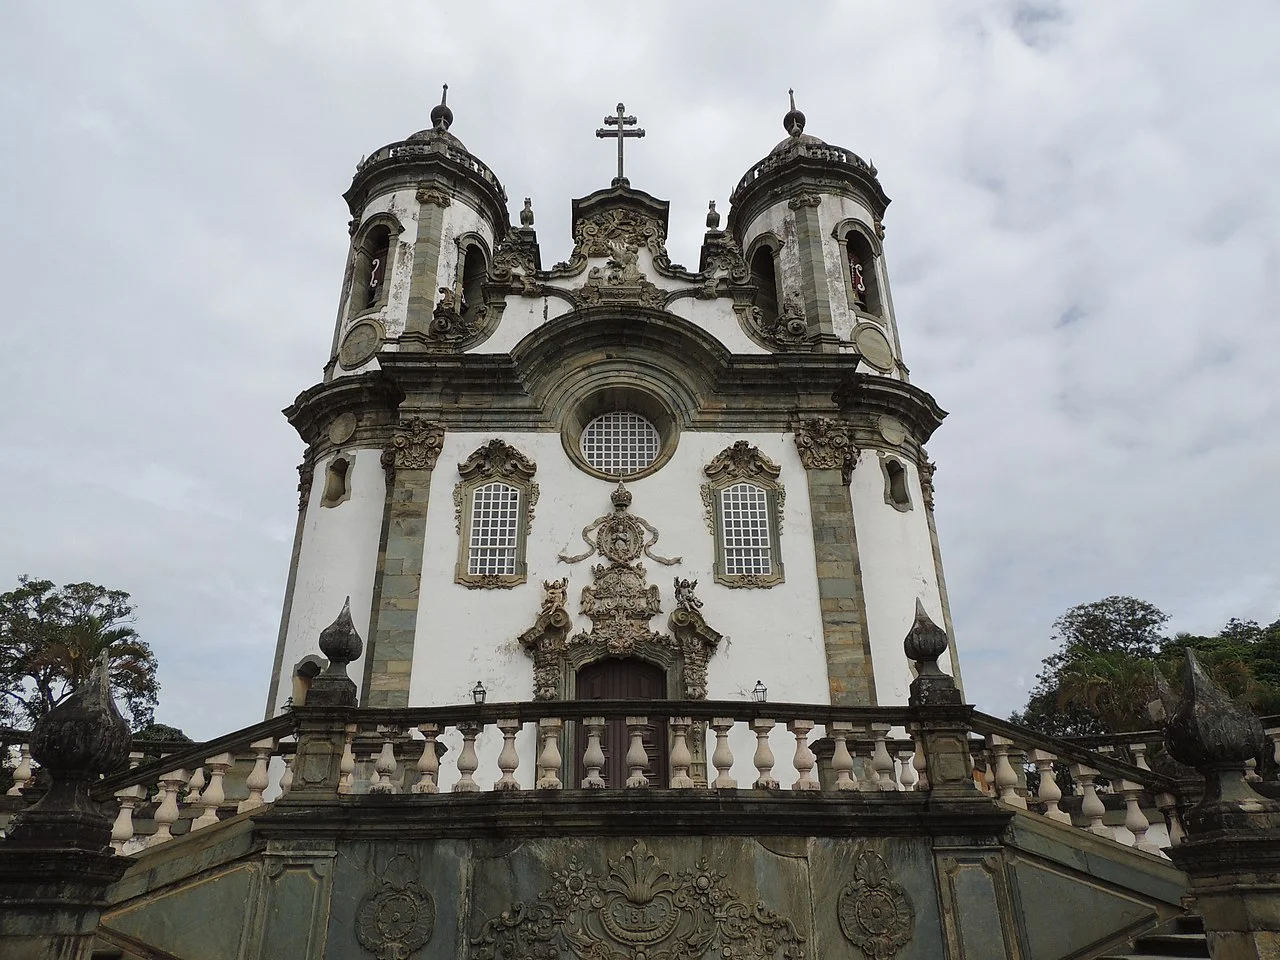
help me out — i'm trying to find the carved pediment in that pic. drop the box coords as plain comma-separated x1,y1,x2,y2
458,439,537,483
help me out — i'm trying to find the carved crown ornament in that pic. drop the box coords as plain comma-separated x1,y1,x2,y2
793,418,857,484
381,418,444,478
470,841,806,960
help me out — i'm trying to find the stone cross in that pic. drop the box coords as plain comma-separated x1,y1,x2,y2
596,102,645,186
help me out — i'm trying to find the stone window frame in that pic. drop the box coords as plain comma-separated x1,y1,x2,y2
832,218,885,321
319,452,353,508
453,231,493,329
453,439,539,589
701,441,786,588
879,452,913,512
347,212,405,322
745,232,783,324
561,384,680,482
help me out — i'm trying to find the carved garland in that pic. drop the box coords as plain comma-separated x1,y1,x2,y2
470,841,806,960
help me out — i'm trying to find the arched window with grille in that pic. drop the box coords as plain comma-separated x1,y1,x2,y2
702,441,785,588
454,439,538,588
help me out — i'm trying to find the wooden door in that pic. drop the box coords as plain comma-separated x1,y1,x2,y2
575,658,668,788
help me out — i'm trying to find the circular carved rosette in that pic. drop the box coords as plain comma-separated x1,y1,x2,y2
356,855,436,960
837,851,914,959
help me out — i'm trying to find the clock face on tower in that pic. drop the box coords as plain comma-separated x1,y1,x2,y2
338,320,384,370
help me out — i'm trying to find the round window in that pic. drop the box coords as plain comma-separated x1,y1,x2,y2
579,412,661,477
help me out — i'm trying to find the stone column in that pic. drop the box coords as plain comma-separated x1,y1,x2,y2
363,417,443,707
794,418,875,705
1159,649,1280,959
0,655,131,960
403,186,451,341
786,194,835,345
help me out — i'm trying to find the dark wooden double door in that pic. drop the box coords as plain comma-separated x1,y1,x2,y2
575,658,669,788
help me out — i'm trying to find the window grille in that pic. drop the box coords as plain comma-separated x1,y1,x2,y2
580,412,661,476
467,482,520,576
720,482,772,576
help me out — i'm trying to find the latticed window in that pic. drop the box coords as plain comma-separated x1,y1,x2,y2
467,482,521,576
580,412,661,476
720,482,772,576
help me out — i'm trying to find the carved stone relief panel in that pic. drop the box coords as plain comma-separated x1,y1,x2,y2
837,851,915,959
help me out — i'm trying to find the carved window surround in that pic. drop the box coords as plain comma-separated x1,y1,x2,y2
453,439,538,589
879,452,913,512
701,442,786,588
347,211,406,323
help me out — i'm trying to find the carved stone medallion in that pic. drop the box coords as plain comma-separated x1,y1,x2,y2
853,324,894,372
470,841,806,960
329,412,358,445
339,320,384,370
836,852,914,960
356,853,436,960
559,483,680,566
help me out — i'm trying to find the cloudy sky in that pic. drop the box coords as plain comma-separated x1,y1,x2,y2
1,2,1277,739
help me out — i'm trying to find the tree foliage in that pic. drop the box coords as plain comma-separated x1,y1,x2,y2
1012,596,1280,737
0,576,160,730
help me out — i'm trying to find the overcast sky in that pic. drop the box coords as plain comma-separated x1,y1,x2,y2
1,2,1277,739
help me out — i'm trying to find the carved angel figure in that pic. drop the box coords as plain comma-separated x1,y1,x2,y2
673,577,703,612
541,578,568,614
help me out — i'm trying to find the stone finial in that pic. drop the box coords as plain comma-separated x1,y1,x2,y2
1160,649,1279,833
8,653,131,852
520,197,535,227
904,600,961,707
430,82,453,131
310,598,364,707
706,200,720,230
784,88,806,137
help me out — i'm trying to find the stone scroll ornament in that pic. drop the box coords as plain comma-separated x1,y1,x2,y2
836,851,915,960
355,854,436,960
558,482,680,567
381,418,444,479
518,578,573,701
470,841,806,960
793,418,857,485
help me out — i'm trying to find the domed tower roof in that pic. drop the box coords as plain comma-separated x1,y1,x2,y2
406,83,468,151
727,90,889,238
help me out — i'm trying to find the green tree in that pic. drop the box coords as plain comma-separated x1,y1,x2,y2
0,576,160,729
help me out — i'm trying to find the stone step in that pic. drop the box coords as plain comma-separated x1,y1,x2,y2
1100,914,1210,959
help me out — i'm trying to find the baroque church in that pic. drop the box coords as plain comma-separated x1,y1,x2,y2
7,87,1265,960
268,87,959,733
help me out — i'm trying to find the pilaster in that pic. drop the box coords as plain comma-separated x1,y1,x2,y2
363,417,444,707
404,186,451,340
788,194,835,346
794,418,875,705
919,452,965,696
265,456,315,718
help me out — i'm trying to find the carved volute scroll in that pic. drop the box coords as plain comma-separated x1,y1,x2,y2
794,418,857,485
381,418,444,480
469,841,806,960
668,578,725,701
918,452,936,510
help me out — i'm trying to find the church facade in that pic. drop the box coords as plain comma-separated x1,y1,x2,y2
267,89,960,728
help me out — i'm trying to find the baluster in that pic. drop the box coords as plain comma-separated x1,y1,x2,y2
711,717,737,789
535,718,563,790
625,716,650,788
238,738,276,812
1266,726,1280,771
184,766,205,806
412,724,440,794
338,725,356,795
1128,742,1152,772
192,753,232,829
788,720,818,791
1028,749,1071,824
280,749,295,795
1071,764,1110,837
495,719,522,791
897,750,918,791
987,735,1027,809
1119,780,1162,855
912,730,929,791
1155,791,1187,845
1246,758,1262,783
829,721,857,791
6,744,32,796
750,719,779,789
871,724,897,791
669,717,694,788
369,730,399,794
454,722,481,792
582,717,607,788
111,752,147,854
149,768,188,847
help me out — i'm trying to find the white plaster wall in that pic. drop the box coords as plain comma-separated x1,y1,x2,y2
435,200,498,297
270,448,385,716
665,297,767,355
473,296,574,354
847,451,950,705
407,429,830,789
332,187,422,378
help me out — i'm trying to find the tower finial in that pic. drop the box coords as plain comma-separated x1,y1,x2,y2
783,88,806,137
430,82,454,131
788,88,796,111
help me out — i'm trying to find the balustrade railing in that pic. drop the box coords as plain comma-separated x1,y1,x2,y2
5,705,1276,862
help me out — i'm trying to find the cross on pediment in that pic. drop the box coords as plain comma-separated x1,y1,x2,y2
596,102,645,187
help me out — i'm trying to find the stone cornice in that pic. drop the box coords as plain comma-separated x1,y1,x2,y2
283,373,405,446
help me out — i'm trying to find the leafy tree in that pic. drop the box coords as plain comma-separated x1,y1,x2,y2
132,723,190,743
0,576,159,730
